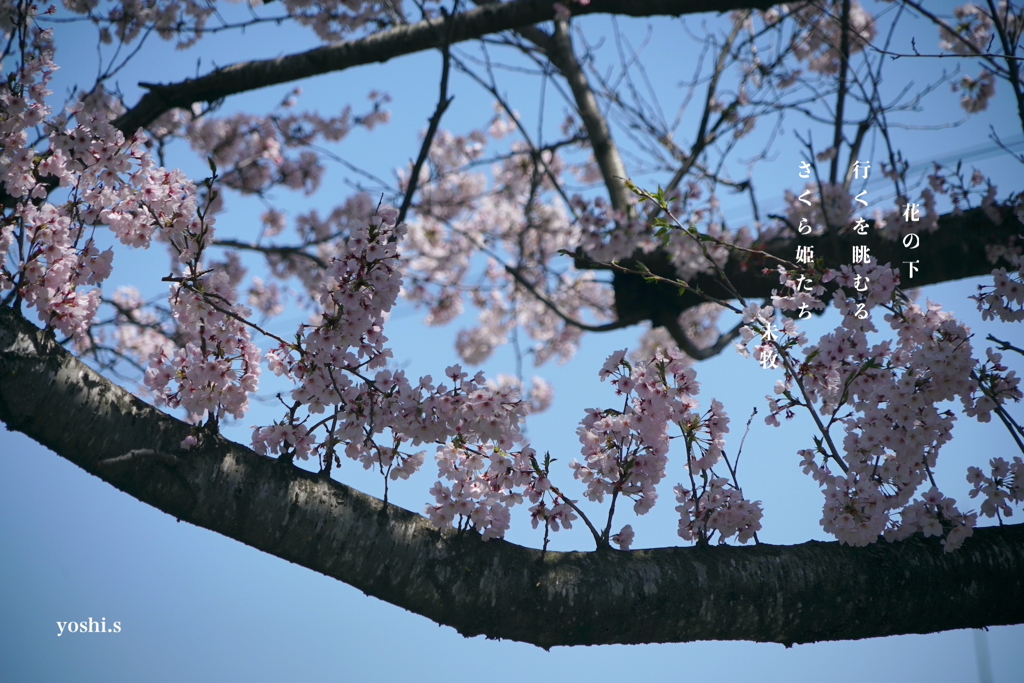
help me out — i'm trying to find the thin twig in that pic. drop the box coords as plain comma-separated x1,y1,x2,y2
397,11,455,226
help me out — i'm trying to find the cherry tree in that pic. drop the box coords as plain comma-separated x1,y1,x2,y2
1,0,1023,650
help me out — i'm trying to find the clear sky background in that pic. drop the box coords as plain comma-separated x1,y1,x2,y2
2,2,1023,681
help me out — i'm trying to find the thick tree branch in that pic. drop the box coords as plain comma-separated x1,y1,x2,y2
608,205,1024,328
113,0,778,135
2,306,1023,648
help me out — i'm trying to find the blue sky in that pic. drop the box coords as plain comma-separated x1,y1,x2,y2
2,2,1024,680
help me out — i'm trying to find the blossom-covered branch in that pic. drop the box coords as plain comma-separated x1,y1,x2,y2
2,306,1023,647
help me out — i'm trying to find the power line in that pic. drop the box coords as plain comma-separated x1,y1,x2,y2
863,134,1024,190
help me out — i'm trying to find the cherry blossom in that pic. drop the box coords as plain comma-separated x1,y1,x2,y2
3,0,1021,560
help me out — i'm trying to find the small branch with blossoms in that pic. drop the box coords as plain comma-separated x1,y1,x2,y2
968,457,1024,524
527,450,602,549
968,350,1024,455
569,348,763,550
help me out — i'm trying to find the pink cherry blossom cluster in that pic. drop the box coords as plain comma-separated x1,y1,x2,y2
938,4,996,55
3,200,109,342
932,4,1022,113
246,276,284,320
60,0,215,47
674,477,763,544
177,92,390,197
609,523,634,550
433,441,581,544
965,348,1023,422
886,486,976,550
99,286,175,366
132,166,260,421
398,127,500,311
954,69,997,113
0,29,107,339
968,456,1024,521
673,392,764,545
972,255,1024,322
260,211,405,416
277,0,424,43
1,15,205,347
747,260,1015,550
566,348,761,546
428,443,530,541
785,182,853,234
788,1,877,75
573,195,650,263
427,437,577,542
487,374,553,415
418,368,544,539
17,84,262,422
297,211,402,375
249,210,535,539
400,125,615,366
57,0,419,47
144,267,262,421
119,121,265,423
571,349,689,514
252,422,316,459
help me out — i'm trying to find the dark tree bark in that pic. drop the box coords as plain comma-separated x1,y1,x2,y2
112,0,778,135
606,206,1024,329
2,306,1022,648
